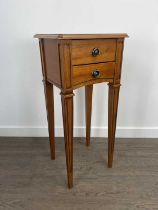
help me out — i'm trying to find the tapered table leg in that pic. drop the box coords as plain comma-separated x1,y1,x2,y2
61,91,74,188
85,85,93,146
108,83,121,168
43,81,55,160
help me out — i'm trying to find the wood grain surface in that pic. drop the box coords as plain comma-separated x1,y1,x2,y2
85,85,93,146
71,39,116,65
34,34,128,39
73,62,115,86
0,137,158,210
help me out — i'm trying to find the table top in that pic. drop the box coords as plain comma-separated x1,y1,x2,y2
34,34,129,39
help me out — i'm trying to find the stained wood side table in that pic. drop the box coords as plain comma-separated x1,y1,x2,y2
34,34,128,188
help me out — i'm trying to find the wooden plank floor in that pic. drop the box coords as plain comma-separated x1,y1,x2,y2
0,137,158,210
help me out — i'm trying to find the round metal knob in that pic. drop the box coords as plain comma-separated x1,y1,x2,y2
92,48,100,57
92,70,100,78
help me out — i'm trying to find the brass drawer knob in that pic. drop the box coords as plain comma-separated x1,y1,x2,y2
92,48,100,57
92,70,100,78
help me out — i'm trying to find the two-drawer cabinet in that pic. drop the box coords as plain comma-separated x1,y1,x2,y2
34,34,128,188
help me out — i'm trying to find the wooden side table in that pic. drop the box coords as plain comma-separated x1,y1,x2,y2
34,34,128,188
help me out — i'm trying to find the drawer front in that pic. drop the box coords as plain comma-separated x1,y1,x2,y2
73,62,115,86
71,39,116,65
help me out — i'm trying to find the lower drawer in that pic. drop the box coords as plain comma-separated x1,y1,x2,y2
72,62,115,86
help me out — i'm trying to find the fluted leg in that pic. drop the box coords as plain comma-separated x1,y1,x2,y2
85,85,93,146
43,81,55,160
108,83,121,168
61,91,74,188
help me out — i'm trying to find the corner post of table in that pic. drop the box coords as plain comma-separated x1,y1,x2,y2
107,38,125,168
59,40,74,188
39,39,55,160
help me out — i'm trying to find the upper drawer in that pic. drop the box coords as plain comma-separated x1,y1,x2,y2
71,39,116,65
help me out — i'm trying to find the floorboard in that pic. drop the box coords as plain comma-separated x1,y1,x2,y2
0,137,158,210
